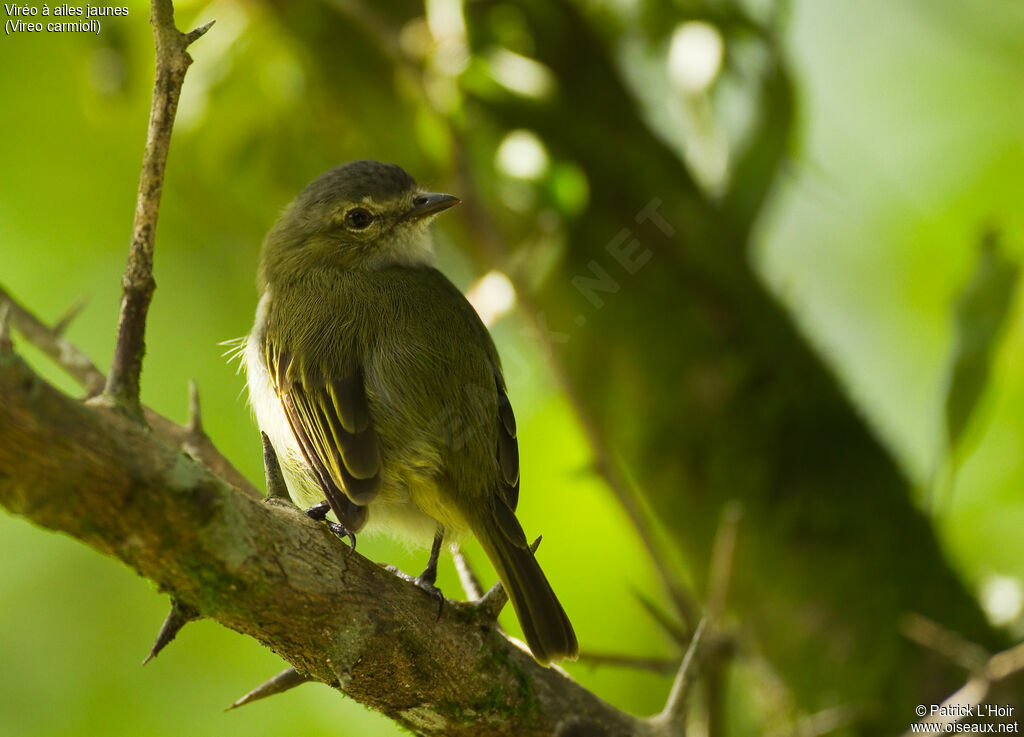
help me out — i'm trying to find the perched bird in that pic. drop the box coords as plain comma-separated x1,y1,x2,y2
244,160,578,664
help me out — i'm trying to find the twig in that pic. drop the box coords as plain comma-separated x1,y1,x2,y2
476,580,510,621
473,537,543,621
900,613,989,672
0,301,11,352
704,661,724,737
0,286,258,497
597,453,700,631
653,617,708,736
700,501,742,737
0,284,105,396
104,0,213,417
227,667,313,710
898,639,1024,737
764,705,859,737
707,501,742,622
576,651,679,676
989,640,1024,680
634,589,689,647
187,379,203,436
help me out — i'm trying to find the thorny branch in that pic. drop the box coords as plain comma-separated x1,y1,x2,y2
899,619,1024,737
0,286,257,497
5,1,1019,735
0,346,655,737
0,284,105,396
0,2,672,734
104,0,213,416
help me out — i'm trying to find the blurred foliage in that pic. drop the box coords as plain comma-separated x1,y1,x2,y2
1,0,1023,736
939,232,1019,488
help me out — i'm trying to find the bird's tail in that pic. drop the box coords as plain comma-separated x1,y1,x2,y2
473,499,578,665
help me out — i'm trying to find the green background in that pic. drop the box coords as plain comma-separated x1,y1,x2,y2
1,0,1021,735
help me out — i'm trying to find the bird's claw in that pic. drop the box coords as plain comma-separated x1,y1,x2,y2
305,502,357,552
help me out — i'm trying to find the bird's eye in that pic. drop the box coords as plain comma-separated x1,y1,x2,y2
345,208,374,230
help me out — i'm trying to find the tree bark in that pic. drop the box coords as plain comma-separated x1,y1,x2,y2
0,348,656,737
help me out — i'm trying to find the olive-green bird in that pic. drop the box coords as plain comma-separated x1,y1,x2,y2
244,159,578,664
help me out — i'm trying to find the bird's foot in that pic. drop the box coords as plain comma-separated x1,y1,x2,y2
305,501,356,551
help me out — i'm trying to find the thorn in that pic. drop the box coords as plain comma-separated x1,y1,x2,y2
634,589,688,646
185,18,216,45
262,432,290,500
51,297,88,336
707,500,742,621
0,301,12,352
0,285,105,394
143,600,200,665
475,536,541,621
187,379,203,436
452,545,485,600
226,667,312,711
477,579,509,620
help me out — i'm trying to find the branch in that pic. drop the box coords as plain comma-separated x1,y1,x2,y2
0,283,105,396
652,618,708,737
0,348,657,737
0,285,258,498
2,2,709,731
900,613,990,673
104,0,213,416
700,502,742,737
898,640,1024,737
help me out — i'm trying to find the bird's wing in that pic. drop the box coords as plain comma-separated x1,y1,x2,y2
265,341,381,522
495,372,520,513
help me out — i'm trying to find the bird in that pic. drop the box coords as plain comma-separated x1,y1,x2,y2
243,159,578,665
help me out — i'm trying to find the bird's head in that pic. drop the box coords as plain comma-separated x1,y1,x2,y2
258,160,459,287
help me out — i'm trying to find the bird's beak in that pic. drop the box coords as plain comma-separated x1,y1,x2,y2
402,192,461,221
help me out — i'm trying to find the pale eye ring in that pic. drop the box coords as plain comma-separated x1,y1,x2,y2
345,207,374,229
